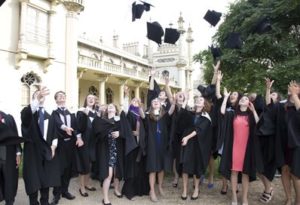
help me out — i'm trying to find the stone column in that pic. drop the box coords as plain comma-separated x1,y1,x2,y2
48,2,56,59
135,86,140,99
63,1,84,111
118,79,128,106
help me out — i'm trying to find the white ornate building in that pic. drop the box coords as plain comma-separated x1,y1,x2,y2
0,0,195,127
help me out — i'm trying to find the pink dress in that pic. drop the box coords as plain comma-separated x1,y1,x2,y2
232,115,249,171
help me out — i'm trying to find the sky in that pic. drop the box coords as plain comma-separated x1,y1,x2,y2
79,0,236,54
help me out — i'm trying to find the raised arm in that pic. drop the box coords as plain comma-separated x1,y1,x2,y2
249,102,260,123
221,87,230,115
122,86,130,113
289,80,300,110
164,76,174,104
216,70,223,99
265,78,274,105
149,68,156,91
211,60,221,85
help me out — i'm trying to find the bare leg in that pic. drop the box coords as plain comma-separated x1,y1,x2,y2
84,174,93,189
192,175,200,198
281,165,292,205
257,173,272,193
158,171,165,196
231,171,238,203
182,173,188,198
208,156,215,187
102,167,113,204
242,174,249,204
149,172,158,202
79,174,86,193
172,159,179,186
291,174,300,205
114,177,121,196
221,176,228,194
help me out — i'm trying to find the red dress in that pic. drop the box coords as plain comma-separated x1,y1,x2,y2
232,115,249,171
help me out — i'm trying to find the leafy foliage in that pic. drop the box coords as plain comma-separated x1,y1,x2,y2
194,0,300,95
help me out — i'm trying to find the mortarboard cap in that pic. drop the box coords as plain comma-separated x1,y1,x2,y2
210,45,222,60
164,28,180,44
197,84,216,99
147,21,164,45
203,10,222,27
225,32,243,49
0,0,6,7
140,0,154,12
132,2,145,21
253,17,272,34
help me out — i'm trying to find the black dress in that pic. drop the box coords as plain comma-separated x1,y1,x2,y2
144,113,172,173
179,109,213,177
76,110,97,174
276,103,300,178
122,111,150,199
0,111,22,204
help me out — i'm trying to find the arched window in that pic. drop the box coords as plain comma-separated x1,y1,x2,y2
20,71,41,106
106,88,113,104
89,86,98,96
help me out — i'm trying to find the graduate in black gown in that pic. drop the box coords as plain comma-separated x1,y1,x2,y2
219,88,260,205
21,87,60,205
93,103,136,205
215,70,242,195
256,78,281,203
142,97,175,202
0,111,22,205
76,94,97,197
179,96,213,200
121,86,150,200
51,91,84,204
276,81,300,205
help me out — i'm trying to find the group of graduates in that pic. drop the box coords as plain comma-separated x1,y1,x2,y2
0,61,299,205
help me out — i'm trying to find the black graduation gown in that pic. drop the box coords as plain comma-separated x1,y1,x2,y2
179,109,213,177
0,111,21,203
219,110,260,182
144,112,172,173
21,105,61,195
122,111,150,199
52,109,77,175
92,113,137,181
276,103,300,177
146,78,170,111
75,110,96,174
210,97,223,155
256,102,278,181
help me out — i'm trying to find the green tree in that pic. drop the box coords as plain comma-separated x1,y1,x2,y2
194,0,300,95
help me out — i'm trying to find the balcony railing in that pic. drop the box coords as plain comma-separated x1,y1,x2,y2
78,55,179,87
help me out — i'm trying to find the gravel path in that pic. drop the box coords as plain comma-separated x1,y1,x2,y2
6,176,289,205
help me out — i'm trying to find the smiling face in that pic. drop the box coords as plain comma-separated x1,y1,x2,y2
194,96,205,108
107,103,116,114
239,96,250,107
131,97,139,107
270,92,280,103
229,91,239,105
55,91,66,106
158,90,167,101
86,94,95,108
151,98,161,110
176,92,185,105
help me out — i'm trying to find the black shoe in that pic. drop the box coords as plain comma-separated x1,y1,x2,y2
85,186,97,191
114,191,123,198
102,199,112,205
62,192,75,200
79,188,89,197
220,185,228,195
181,195,187,200
191,195,199,200
50,196,60,205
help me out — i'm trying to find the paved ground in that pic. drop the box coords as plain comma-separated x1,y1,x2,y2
2,176,289,205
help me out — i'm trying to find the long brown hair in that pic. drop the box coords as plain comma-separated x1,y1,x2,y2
83,94,96,109
194,96,211,113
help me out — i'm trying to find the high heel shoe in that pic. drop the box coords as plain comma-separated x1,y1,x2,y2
79,188,88,197
181,195,187,200
102,199,112,205
220,184,228,195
